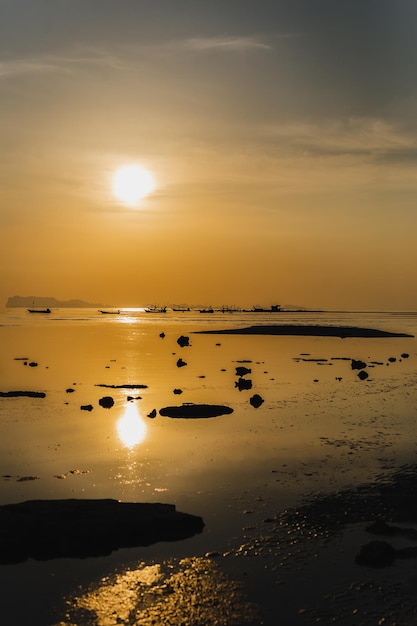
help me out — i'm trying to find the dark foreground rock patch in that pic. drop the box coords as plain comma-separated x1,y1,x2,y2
159,403,233,419
0,499,204,563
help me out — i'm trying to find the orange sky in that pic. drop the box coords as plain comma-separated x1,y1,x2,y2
1,1,417,310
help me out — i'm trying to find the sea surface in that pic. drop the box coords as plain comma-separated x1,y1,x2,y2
1,307,417,625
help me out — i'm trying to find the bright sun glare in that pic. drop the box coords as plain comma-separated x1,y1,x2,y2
112,164,155,206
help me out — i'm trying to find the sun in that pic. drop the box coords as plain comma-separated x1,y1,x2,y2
112,164,155,206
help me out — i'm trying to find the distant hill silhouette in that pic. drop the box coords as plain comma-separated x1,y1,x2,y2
6,296,110,308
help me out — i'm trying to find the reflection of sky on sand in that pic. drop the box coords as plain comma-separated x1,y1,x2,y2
63,557,258,626
116,402,147,449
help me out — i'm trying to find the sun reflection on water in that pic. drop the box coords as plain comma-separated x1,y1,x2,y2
117,402,147,448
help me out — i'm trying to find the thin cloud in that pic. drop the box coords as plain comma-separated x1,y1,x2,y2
180,35,272,52
0,46,126,79
264,118,417,159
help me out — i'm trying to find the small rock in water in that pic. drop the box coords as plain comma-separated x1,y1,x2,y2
99,396,114,408
235,366,251,377
351,359,367,370
357,370,369,380
235,378,252,391
356,540,396,567
250,394,264,408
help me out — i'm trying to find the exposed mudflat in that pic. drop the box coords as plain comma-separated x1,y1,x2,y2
196,324,414,338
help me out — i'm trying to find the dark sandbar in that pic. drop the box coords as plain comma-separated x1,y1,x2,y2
0,391,46,398
96,383,148,389
196,325,413,338
0,499,204,563
159,403,233,419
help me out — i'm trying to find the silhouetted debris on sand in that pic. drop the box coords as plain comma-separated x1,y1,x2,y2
176,358,187,368
159,403,233,419
80,404,94,411
196,325,413,338
0,391,46,398
0,499,204,563
147,409,157,419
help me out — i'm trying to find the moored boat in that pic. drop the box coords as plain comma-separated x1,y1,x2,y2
145,306,167,313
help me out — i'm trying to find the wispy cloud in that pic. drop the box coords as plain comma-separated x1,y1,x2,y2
264,118,417,160
0,46,126,79
180,35,272,53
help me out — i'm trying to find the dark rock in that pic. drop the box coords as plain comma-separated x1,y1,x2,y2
235,378,252,391
159,332,165,338
235,366,252,377
0,391,46,398
147,409,157,419
99,396,114,409
401,353,409,359
80,404,94,411
159,403,233,419
173,389,183,395
357,370,369,380
177,335,190,347
28,362,38,367
250,394,264,408
351,359,367,370
366,520,417,541
66,388,75,394
176,358,187,368
355,540,397,567
388,357,396,363
0,499,204,563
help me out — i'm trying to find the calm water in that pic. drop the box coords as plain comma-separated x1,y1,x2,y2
1,308,416,625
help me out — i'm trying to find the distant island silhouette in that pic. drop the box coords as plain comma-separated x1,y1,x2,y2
6,296,111,308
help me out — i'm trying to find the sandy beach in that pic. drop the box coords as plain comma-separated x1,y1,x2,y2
0,308,417,625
